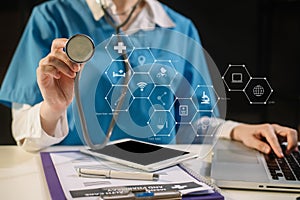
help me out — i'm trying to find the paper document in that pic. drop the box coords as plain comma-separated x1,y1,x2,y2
50,151,213,199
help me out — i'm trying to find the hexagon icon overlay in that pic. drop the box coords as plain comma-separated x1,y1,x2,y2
105,85,133,111
128,48,155,73
72,29,227,149
150,60,177,86
192,85,220,112
244,77,273,104
105,60,133,85
222,64,274,105
105,34,134,60
222,64,251,91
148,111,176,136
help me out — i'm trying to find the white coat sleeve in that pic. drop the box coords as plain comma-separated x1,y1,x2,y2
11,102,68,152
216,119,241,139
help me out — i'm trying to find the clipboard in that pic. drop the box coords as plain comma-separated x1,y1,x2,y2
40,151,224,200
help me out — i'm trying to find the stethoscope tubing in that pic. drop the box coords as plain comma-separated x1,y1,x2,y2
75,0,142,149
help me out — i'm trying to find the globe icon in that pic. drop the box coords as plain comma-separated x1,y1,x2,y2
253,85,264,97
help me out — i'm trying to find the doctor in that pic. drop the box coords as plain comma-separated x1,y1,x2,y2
0,0,298,156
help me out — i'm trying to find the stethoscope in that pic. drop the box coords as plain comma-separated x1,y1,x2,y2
66,0,143,149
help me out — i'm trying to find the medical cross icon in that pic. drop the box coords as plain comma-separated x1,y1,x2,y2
114,42,126,54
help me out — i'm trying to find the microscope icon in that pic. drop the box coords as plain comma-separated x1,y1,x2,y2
201,91,210,104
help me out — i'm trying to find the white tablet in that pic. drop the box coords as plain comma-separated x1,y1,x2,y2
80,139,198,172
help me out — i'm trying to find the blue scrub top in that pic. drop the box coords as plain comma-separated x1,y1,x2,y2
0,0,217,145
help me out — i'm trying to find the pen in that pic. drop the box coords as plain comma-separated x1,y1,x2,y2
77,168,160,181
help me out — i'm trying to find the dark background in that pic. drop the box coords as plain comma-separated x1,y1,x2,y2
0,0,299,144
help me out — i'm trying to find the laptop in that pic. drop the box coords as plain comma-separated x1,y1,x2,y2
210,138,300,192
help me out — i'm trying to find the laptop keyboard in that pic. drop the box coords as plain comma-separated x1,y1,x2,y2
264,145,300,181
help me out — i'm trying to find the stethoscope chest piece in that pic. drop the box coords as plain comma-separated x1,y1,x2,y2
66,34,95,63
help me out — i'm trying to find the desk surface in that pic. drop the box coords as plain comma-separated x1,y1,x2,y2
0,145,299,200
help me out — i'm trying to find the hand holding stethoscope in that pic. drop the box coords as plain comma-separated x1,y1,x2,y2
36,38,85,136
37,33,97,145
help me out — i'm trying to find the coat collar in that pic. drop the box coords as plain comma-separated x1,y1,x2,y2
85,0,175,28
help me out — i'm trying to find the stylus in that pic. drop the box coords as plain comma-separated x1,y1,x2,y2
77,168,160,181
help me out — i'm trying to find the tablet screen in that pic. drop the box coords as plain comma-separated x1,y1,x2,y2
88,140,189,165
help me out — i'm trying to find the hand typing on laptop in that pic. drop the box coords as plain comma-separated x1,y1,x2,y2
230,123,299,158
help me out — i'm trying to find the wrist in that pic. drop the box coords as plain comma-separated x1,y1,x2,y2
231,125,242,141
40,101,66,136
41,101,66,119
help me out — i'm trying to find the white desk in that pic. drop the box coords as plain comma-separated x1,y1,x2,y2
0,145,299,200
